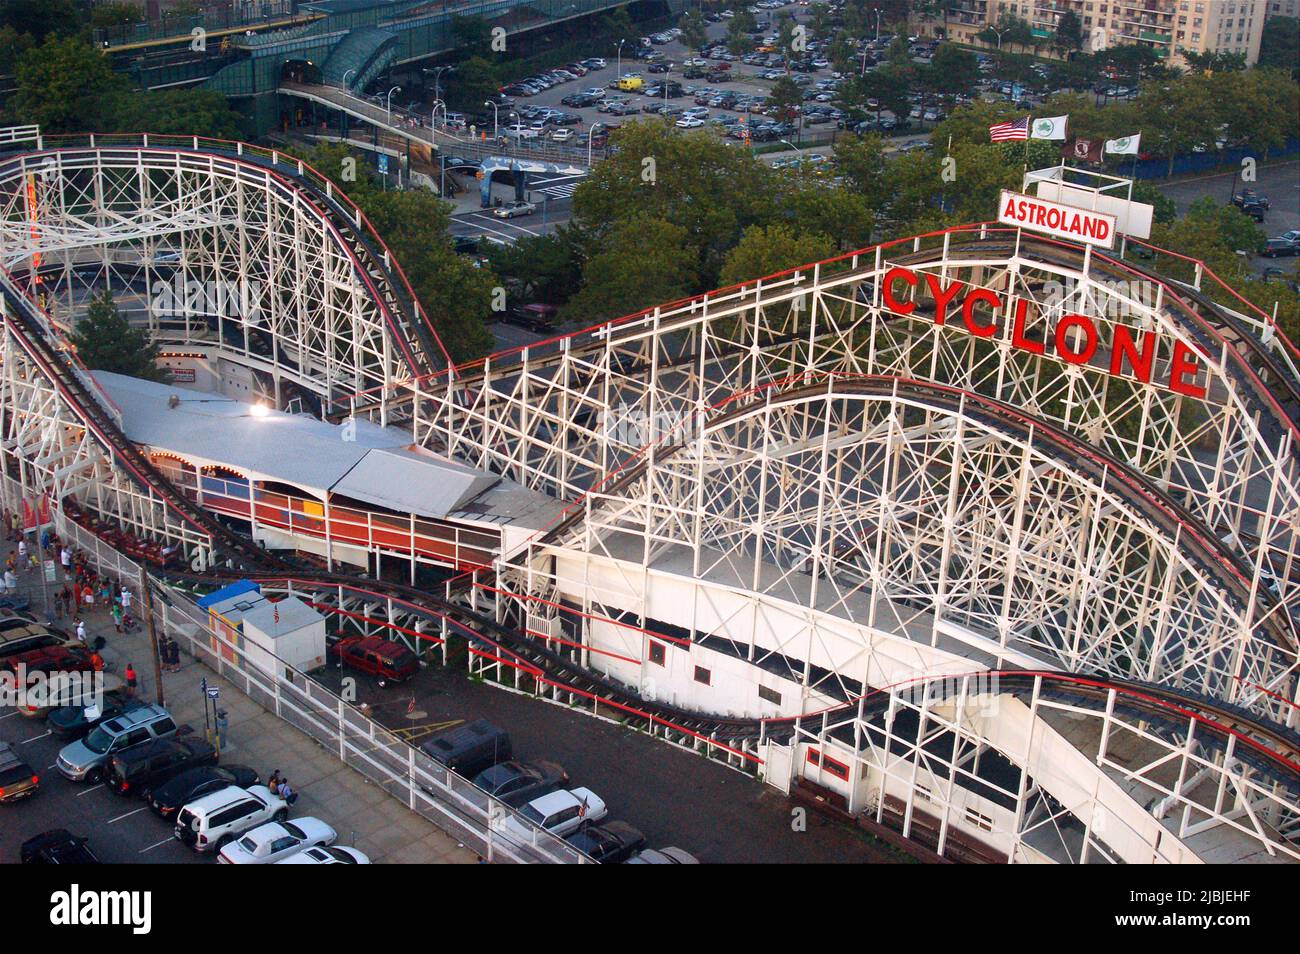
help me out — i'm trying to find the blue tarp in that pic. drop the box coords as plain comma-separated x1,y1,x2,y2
197,579,261,609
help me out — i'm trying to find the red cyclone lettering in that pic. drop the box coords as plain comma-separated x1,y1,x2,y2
1169,340,1208,398
924,274,964,327
882,266,917,315
1010,299,1044,354
1056,314,1099,365
961,289,1000,337
1109,325,1156,382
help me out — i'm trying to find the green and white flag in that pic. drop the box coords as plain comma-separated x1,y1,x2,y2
1030,115,1068,140
1104,133,1141,155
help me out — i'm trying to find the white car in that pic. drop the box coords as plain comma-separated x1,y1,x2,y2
494,200,537,219
275,844,370,865
676,117,705,128
217,817,337,864
500,787,607,842
550,128,574,143
504,124,539,139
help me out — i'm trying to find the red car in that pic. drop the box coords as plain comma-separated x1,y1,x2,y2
330,636,419,688
1,644,94,680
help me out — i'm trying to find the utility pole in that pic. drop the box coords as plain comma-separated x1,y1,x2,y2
139,564,164,706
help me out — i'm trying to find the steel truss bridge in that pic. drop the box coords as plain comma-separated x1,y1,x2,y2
1,134,1297,864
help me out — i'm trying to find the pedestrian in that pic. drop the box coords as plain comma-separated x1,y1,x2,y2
279,778,297,805
75,617,87,646
89,649,105,673
268,770,282,795
60,585,71,617
3,568,16,594
124,662,137,697
60,546,71,575
120,586,133,615
165,637,181,672
17,538,26,566
5,551,14,574
111,601,123,633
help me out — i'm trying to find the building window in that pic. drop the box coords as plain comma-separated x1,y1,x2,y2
693,665,711,685
806,748,821,767
966,808,995,832
822,755,850,781
758,684,781,705
915,785,932,802
648,641,665,666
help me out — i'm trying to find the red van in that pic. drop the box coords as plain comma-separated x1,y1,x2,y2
330,636,419,688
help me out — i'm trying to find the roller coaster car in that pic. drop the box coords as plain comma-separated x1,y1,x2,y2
329,635,419,688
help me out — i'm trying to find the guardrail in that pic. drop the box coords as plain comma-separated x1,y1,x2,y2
49,509,589,863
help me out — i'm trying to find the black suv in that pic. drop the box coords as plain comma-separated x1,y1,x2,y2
150,764,260,818
107,736,218,797
21,829,100,864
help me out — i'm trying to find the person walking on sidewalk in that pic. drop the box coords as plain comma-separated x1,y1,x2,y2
74,617,87,646
124,662,137,697
17,538,27,568
111,601,123,633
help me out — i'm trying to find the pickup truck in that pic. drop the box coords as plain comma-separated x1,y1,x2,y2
0,741,40,802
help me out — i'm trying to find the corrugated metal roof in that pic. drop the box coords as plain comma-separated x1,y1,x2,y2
93,372,504,520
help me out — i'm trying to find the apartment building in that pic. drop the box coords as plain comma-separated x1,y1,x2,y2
915,0,1275,67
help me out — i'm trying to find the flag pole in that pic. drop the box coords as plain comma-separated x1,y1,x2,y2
1023,115,1031,173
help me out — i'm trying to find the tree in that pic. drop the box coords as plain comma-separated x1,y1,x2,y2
484,226,585,305
71,292,168,383
855,66,911,123
1258,16,1300,76
720,225,837,288
0,0,78,40
91,3,145,29
1135,74,1217,176
100,88,245,139
450,15,493,58
1052,10,1083,59
570,120,776,286
1180,49,1246,73
830,133,890,210
925,44,979,100
562,217,698,324
679,10,708,50
444,56,500,113
767,76,804,124
0,26,35,75
10,36,126,132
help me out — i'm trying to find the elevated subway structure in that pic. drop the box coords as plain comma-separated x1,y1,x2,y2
0,133,1297,863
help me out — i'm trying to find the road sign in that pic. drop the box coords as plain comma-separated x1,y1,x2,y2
207,687,220,699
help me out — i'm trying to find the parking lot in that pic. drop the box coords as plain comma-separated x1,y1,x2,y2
312,655,898,864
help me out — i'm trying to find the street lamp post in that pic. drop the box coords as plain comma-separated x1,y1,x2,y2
780,137,802,174
872,8,882,41
342,68,356,89
485,100,500,139
991,27,1005,50
385,85,401,123
424,65,454,102
588,121,604,166
431,98,446,131
616,39,626,79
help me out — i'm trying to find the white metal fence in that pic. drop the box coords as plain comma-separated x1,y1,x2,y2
48,511,589,863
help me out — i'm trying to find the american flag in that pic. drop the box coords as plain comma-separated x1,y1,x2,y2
989,117,1030,142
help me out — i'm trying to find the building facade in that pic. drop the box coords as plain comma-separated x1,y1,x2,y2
916,0,1276,67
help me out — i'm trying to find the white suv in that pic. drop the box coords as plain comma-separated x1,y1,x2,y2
174,784,288,853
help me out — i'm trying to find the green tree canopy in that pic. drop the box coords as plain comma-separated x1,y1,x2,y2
10,35,126,132
562,217,698,325
71,291,168,383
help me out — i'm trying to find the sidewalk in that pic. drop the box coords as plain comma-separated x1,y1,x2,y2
7,555,478,865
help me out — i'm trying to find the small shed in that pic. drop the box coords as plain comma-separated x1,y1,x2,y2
239,596,326,679
199,581,265,664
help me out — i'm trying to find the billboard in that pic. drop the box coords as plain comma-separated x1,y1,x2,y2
998,190,1117,249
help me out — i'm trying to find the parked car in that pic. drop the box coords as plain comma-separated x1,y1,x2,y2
1260,237,1300,258
150,764,260,819
0,741,39,802
175,784,288,853
501,787,607,841
275,844,371,864
47,693,144,740
20,829,100,864
627,846,700,864
107,736,219,797
330,635,419,688
1240,199,1267,222
1233,189,1269,210
472,759,568,808
418,719,511,779
565,821,646,863
217,817,337,864
0,622,73,661
56,704,180,784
